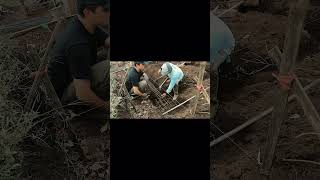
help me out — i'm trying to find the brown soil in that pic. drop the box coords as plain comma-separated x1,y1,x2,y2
211,9,320,180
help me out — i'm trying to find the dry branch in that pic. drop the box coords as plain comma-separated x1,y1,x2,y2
261,1,309,179
24,18,66,111
282,159,320,166
162,87,209,116
269,46,320,140
191,62,206,116
295,132,320,138
217,1,244,17
10,15,76,39
210,78,320,147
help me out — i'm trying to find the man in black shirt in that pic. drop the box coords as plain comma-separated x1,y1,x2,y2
47,0,110,112
125,61,150,97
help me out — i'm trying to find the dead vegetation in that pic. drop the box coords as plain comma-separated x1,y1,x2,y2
0,2,110,178
0,37,46,179
0,35,110,180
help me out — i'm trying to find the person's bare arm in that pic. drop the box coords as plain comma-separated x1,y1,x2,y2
73,79,107,110
141,73,149,81
132,86,146,96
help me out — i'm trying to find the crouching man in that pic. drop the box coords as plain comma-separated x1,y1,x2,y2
125,61,150,97
159,62,184,100
46,0,110,120
210,13,235,120
210,13,235,73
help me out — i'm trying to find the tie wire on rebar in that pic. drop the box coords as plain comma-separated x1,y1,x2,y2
145,76,181,113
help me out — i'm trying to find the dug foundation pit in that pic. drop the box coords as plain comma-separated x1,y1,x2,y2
145,76,181,115
112,61,211,119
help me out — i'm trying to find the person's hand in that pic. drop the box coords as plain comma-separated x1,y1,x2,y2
143,73,149,81
162,93,166,97
166,79,170,83
142,93,149,99
30,68,48,79
196,84,204,92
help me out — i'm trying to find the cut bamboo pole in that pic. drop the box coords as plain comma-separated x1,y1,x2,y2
10,14,75,39
24,18,66,111
196,81,210,104
191,62,206,116
213,5,219,14
269,46,320,141
158,77,169,89
210,78,320,147
217,1,244,17
295,132,320,138
163,96,194,116
202,86,210,105
293,78,320,140
117,62,132,96
260,1,309,179
282,159,320,166
193,75,210,104
162,87,209,116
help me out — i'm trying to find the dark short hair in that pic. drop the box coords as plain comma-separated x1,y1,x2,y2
134,62,143,67
134,61,146,66
78,5,100,17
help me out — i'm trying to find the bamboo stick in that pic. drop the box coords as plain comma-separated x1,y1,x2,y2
191,62,206,116
24,18,66,111
210,78,320,147
162,87,209,115
10,14,76,39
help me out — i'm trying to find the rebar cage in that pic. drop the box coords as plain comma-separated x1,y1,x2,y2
146,74,181,115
